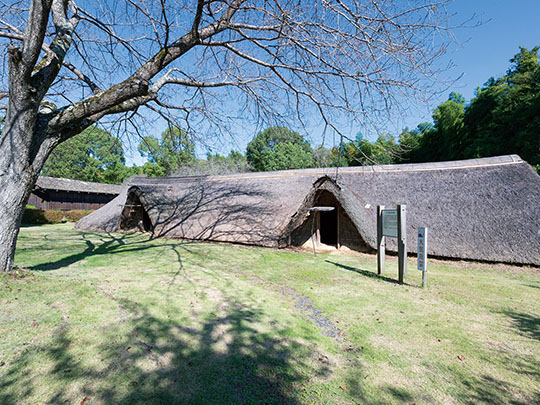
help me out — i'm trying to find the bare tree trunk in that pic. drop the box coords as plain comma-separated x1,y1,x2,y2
0,93,53,272
0,168,35,272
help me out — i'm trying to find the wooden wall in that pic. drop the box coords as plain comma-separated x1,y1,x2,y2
28,189,116,211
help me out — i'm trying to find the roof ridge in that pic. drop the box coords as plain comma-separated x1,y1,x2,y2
130,155,524,184
36,176,123,194
38,176,121,186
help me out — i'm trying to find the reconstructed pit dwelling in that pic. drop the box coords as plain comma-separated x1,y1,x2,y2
76,155,540,266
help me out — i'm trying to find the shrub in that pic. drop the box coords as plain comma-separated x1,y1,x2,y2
63,210,93,222
22,208,93,224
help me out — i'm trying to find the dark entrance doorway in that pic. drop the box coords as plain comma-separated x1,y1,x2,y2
319,208,337,245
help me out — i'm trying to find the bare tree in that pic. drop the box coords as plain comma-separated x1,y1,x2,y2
0,0,460,271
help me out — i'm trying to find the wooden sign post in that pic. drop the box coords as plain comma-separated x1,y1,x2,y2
377,205,385,275
377,205,407,284
397,204,407,284
417,227,428,288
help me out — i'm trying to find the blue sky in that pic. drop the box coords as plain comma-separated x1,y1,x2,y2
448,0,540,97
380,0,540,135
406,0,540,122
124,0,540,166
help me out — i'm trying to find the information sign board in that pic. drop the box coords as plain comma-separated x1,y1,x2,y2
381,209,398,238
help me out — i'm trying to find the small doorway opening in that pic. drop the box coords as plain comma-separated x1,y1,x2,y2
319,208,338,246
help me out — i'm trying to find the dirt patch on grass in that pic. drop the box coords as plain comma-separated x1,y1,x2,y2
1,267,35,282
295,296,343,340
233,272,346,342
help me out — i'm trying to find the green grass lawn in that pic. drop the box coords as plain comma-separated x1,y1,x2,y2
1,224,539,404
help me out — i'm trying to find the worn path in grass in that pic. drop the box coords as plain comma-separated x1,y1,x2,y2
1,224,539,404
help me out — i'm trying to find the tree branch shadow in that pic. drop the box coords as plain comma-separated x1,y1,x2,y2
0,297,326,404
28,231,201,271
500,310,540,341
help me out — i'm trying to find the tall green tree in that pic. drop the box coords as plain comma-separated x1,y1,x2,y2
464,47,540,169
246,127,314,171
398,122,434,163
41,126,130,184
138,127,196,176
398,47,540,172
402,92,466,163
431,92,466,160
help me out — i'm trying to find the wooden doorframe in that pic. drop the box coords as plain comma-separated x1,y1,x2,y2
336,206,340,249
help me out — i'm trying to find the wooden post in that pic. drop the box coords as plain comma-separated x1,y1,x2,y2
336,206,341,249
310,212,317,255
377,205,385,275
422,259,427,288
418,227,428,288
397,204,407,284
315,211,321,247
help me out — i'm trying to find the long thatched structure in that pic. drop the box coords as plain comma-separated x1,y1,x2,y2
29,176,122,211
76,155,540,266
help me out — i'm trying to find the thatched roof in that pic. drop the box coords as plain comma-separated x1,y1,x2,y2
35,176,123,195
75,155,540,266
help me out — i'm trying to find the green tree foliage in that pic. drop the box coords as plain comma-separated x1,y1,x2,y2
312,146,349,168
41,126,130,184
399,47,540,172
399,92,466,163
206,151,249,171
138,127,196,176
398,123,433,163
246,127,314,171
312,146,332,168
340,133,400,166
431,92,466,160
176,151,251,176
464,47,540,169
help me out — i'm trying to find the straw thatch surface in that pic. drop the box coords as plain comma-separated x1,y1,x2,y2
36,176,123,195
75,155,540,266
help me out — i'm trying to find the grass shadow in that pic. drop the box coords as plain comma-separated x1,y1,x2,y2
325,260,401,284
0,297,324,404
501,310,540,341
455,372,539,404
28,231,201,272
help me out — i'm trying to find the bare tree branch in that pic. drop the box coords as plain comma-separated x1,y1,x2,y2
48,0,246,131
20,0,52,76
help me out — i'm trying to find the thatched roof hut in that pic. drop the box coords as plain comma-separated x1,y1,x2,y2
75,155,540,266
